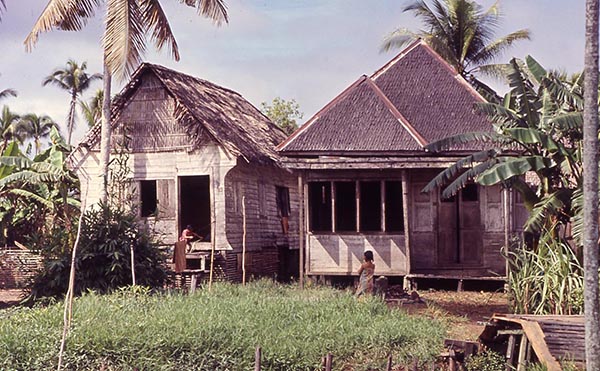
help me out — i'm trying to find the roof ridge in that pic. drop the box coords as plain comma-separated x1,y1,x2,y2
277,75,369,151
365,77,428,148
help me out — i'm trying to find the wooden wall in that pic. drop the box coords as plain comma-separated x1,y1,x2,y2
408,169,508,276
224,161,299,253
0,249,41,289
307,234,407,275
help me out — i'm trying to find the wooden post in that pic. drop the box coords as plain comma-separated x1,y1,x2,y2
506,334,517,370
401,170,412,285
356,180,360,233
503,187,511,285
254,346,261,371
298,174,305,289
516,335,529,371
190,274,197,294
381,180,386,232
242,194,247,285
324,353,333,371
208,168,216,291
130,244,136,286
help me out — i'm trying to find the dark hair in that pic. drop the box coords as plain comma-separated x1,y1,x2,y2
186,224,192,230
364,250,374,262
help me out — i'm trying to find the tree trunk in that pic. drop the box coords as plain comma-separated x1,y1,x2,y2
67,92,77,146
583,0,600,369
99,57,112,204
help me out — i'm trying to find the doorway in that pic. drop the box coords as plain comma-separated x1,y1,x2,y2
437,184,483,267
179,175,211,241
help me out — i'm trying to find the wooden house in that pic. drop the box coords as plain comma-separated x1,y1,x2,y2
278,40,524,283
69,63,299,281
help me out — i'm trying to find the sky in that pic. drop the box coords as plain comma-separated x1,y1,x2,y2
0,1,587,144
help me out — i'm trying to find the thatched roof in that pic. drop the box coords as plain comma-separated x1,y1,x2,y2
278,40,491,155
77,63,286,164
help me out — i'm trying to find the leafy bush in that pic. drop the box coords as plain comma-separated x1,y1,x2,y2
465,350,505,371
26,203,167,302
505,227,584,315
1,281,446,370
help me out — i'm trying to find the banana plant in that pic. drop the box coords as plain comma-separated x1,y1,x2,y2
424,56,584,234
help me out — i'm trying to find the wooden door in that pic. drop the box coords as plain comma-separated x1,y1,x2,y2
437,184,483,267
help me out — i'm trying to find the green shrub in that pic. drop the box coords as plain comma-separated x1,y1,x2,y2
25,203,167,302
465,350,505,371
1,281,446,370
505,226,584,315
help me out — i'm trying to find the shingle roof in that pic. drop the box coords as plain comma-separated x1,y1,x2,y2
76,63,286,164
278,40,491,155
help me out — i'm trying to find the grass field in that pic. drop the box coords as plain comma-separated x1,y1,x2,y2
0,281,446,370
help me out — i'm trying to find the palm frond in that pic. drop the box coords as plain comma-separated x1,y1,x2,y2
477,156,554,186
504,127,559,152
0,170,63,189
422,149,500,194
0,89,17,100
425,131,501,152
0,156,34,170
25,0,100,50
140,0,180,61
179,0,228,24
380,29,419,53
8,188,55,210
524,189,570,233
471,29,530,66
103,0,147,79
442,160,498,198
474,101,524,127
510,177,539,211
550,112,583,131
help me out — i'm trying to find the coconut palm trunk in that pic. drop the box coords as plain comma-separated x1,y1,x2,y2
583,0,600,369
67,91,77,145
99,59,112,203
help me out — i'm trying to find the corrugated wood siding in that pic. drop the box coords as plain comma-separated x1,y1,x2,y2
224,162,299,253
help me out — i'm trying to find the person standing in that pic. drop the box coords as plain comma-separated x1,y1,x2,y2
356,251,375,297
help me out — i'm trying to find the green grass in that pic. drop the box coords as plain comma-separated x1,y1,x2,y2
0,281,445,370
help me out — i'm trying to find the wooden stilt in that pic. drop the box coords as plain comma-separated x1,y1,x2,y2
516,335,529,371
242,195,247,285
254,346,261,371
324,353,333,371
506,335,517,370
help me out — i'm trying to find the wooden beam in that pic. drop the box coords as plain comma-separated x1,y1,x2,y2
381,180,386,232
356,180,360,233
517,334,529,371
331,181,336,233
303,181,310,277
402,170,411,277
298,174,305,289
242,194,247,285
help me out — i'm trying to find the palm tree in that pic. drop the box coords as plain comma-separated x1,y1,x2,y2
20,113,58,155
26,0,228,203
0,89,17,101
381,0,530,78
79,89,103,129
0,106,25,153
582,0,600,368
0,0,6,22
43,60,101,146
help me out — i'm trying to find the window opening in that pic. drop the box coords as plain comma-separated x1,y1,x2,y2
140,180,157,217
461,183,479,202
360,181,381,231
276,186,291,217
335,181,356,231
385,181,404,232
309,182,332,232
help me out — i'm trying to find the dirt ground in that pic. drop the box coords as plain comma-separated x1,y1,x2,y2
389,288,509,341
0,289,23,309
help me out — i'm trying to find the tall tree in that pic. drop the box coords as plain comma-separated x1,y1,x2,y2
0,106,25,152
583,0,600,368
21,113,58,155
79,89,103,129
43,60,101,146
260,97,303,136
26,0,228,203
381,0,530,78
